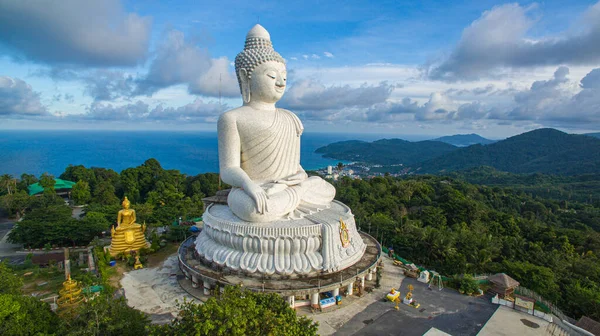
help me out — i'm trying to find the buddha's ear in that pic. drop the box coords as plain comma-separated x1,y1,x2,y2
239,68,251,104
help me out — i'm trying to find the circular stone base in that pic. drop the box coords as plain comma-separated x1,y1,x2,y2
195,201,366,277
179,232,381,297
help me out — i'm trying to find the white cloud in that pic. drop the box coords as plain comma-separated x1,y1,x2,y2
503,66,600,126
135,29,238,97
64,98,224,123
0,76,48,116
147,98,223,122
280,80,394,112
281,63,600,132
427,2,600,81
83,70,136,102
324,52,334,58
0,0,152,66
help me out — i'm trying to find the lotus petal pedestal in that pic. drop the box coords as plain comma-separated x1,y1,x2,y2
195,200,366,277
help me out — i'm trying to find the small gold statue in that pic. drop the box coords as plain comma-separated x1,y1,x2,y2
109,197,150,256
133,255,144,270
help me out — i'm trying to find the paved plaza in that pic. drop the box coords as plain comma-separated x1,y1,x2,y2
332,266,499,336
478,306,550,336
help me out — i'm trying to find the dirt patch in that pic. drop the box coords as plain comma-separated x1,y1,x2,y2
145,243,179,267
107,263,127,288
121,253,196,318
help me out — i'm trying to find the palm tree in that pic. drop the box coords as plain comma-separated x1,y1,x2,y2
0,174,16,195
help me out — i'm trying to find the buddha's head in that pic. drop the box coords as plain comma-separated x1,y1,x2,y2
122,197,130,209
235,24,286,104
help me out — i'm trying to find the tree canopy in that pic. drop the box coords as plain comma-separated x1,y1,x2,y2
8,205,107,248
61,295,150,336
0,262,61,335
334,174,600,320
151,286,318,336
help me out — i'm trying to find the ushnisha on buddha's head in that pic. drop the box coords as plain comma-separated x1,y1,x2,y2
122,197,130,209
235,24,286,104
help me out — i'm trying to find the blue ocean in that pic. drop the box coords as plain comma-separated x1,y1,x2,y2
0,130,399,178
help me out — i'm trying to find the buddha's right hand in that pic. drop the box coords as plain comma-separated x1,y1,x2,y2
243,181,269,214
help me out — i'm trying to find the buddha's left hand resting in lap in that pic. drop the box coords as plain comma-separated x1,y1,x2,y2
218,24,335,223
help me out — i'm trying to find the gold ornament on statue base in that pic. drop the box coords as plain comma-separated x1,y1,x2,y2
339,218,350,248
109,197,150,256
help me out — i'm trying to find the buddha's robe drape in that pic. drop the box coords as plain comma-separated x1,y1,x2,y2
228,108,335,222
240,108,303,182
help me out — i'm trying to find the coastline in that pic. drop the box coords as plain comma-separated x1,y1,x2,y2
0,131,364,177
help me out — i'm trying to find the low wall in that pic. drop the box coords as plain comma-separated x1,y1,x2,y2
491,295,553,323
294,300,311,308
178,233,382,297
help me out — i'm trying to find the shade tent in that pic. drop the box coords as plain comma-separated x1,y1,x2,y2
488,273,520,298
28,179,76,196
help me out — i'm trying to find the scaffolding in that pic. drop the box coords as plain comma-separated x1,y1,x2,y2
428,271,443,291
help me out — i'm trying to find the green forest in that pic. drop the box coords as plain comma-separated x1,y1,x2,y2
334,173,600,320
1,159,600,322
1,159,217,248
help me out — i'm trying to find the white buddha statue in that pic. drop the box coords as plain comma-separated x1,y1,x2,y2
218,24,335,222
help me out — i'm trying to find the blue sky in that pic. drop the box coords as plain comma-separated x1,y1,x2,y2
1,0,600,138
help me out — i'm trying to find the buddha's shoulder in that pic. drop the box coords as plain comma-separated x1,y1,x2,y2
278,108,303,124
219,107,253,123
277,108,297,116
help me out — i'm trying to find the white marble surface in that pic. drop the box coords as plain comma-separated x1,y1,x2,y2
193,25,363,277
218,24,335,222
195,201,366,276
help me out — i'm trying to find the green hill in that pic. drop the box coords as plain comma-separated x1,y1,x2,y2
416,128,600,175
315,138,457,165
450,166,600,203
433,133,497,147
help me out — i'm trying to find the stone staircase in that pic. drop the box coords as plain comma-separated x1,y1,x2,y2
546,322,569,336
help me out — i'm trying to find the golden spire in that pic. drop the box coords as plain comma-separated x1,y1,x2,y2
57,275,84,311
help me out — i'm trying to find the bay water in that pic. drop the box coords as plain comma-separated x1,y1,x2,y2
0,130,393,177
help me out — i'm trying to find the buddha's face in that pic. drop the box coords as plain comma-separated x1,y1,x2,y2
123,201,130,209
250,61,287,103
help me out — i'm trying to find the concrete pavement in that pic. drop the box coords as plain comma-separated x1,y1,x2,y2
334,268,498,336
477,306,550,336
0,217,22,260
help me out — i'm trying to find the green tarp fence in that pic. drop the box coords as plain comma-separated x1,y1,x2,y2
172,217,203,225
382,246,452,282
383,247,492,285
82,285,104,294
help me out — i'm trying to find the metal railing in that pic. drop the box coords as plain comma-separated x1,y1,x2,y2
515,286,576,325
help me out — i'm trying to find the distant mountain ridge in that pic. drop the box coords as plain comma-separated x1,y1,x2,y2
433,133,496,147
416,128,600,175
315,138,456,166
585,132,600,139
316,128,600,176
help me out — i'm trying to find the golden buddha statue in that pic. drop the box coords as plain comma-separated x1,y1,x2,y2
109,197,150,256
